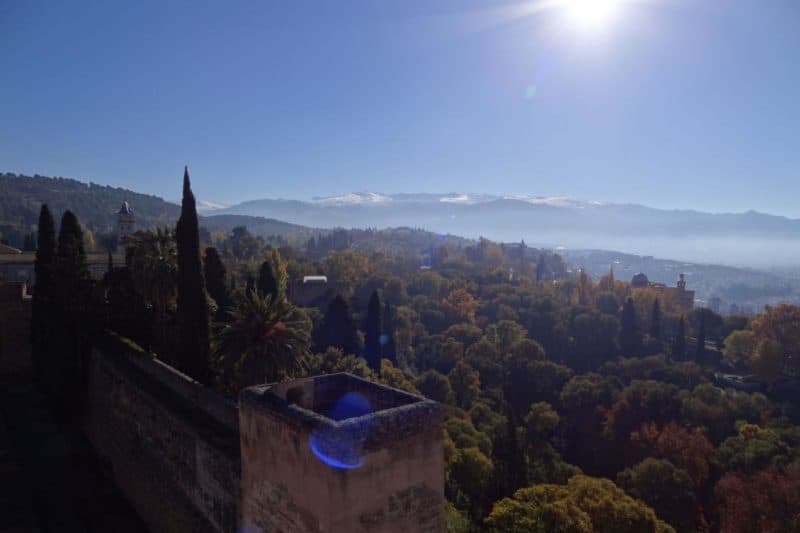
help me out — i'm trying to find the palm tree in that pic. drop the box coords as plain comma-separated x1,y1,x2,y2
213,291,311,390
125,227,178,322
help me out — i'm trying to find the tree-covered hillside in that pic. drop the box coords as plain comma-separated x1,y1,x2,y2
0,172,471,255
1,172,180,236
0,172,318,248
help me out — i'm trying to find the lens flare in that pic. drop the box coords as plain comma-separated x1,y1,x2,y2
309,392,373,470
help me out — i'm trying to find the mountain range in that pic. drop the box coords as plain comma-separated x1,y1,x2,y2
210,193,800,267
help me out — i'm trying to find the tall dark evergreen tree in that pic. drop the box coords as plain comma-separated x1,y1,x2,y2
258,258,278,300
204,247,231,320
364,291,382,371
695,309,706,364
53,210,91,415
176,167,210,384
650,299,662,340
620,297,640,356
319,295,359,356
672,315,686,361
382,300,397,364
31,204,56,383
492,407,527,501
535,254,546,282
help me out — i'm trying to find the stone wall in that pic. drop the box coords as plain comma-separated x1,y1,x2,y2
82,335,444,533
0,282,32,381
83,332,240,533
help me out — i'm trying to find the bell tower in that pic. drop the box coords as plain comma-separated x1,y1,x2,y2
117,201,135,244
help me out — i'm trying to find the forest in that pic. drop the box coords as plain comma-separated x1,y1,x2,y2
28,176,800,533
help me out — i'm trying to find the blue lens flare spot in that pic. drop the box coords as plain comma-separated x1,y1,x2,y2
309,392,373,470
329,392,371,421
309,434,363,469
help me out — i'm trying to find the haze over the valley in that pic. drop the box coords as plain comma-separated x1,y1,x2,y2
202,191,800,268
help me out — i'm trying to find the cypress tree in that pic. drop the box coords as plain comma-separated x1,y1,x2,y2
364,291,382,371
176,167,210,384
257,250,286,299
204,246,231,320
53,210,90,415
696,310,706,364
319,295,359,355
32,204,56,384
492,407,527,501
620,297,640,356
672,315,686,361
650,299,662,340
258,258,278,300
536,253,546,282
382,300,397,364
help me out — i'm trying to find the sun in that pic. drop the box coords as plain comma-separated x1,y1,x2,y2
564,0,621,29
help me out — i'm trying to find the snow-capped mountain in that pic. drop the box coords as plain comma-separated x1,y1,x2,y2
209,193,800,266
310,192,392,206
197,200,229,212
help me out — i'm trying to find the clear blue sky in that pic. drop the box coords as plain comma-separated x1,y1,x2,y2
1,0,798,215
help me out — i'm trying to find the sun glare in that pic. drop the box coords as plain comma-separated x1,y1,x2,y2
565,0,620,29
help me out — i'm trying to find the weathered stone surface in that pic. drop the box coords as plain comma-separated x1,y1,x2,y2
240,374,445,533
83,335,445,533
84,332,240,533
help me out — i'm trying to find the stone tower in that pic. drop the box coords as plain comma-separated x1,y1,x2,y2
117,201,135,242
239,373,444,532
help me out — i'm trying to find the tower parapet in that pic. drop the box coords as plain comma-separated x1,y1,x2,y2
239,373,444,533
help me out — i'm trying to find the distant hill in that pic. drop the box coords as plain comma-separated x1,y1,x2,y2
0,172,180,235
216,192,800,267
0,173,468,254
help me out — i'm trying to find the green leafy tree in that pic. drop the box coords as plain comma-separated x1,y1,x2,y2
753,338,784,386
617,458,697,532
449,446,494,521
448,360,481,410
176,167,210,384
305,347,372,379
125,228,178,324
364,290,382,370
416,369,453,403
716,423,794,475
722,330,756,372
485,476,675,533
595,291,620,316
213,291,311,392
491,407,527,499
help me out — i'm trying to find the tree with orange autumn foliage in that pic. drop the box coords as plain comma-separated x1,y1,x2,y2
443,288,479,324
715,465,800,533
630,422,717,487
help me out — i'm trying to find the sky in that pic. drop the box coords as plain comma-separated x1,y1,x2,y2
1,0,799,215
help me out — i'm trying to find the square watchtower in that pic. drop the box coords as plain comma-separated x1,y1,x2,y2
239,373,444,532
